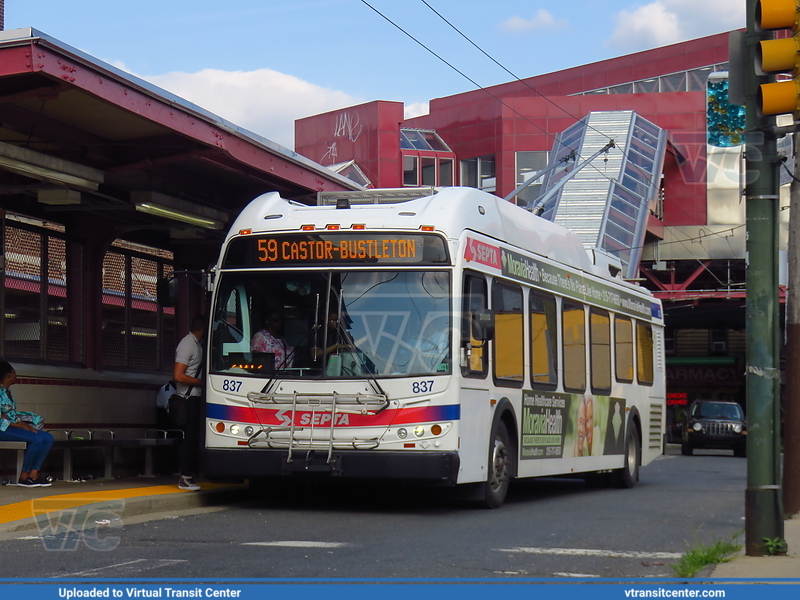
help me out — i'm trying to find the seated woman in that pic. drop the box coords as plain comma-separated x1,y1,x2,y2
250,309,294,369
0,361,54,487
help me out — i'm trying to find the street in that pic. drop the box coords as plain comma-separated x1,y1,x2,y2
0,447,746,579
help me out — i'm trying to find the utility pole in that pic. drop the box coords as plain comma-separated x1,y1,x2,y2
785,131,800,516
744,0,785,555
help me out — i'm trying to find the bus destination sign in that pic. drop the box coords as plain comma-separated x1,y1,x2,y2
223,232,450,268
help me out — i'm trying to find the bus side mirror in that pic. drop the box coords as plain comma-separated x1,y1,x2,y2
471,310,495,342
157,276,179,307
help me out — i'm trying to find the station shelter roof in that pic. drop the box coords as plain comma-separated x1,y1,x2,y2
0,28,360,257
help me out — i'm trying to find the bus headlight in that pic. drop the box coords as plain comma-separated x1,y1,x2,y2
244,426,254,436
230,424,240,435
397,428,408,439
414,426,425,438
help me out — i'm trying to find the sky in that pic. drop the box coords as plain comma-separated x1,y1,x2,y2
6,0,745,149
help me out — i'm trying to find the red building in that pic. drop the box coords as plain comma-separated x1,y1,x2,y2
296,31,782,436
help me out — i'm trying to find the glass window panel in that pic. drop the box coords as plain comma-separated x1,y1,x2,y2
130,257,160,370
609,83,633,94
630,134,657,160
621,175,649,197
636,321,654,385
492,283,523,383
626,149,654,172
102,252,128,367
400,131,414,150
462,274,488,377
608,206,637,232
421,157,436,186
400,130,430,150
422,131,451,151
439,159,453,186
604,220,636,249
562,301,586,392
660,72,687,92
688,67,713,91
615,316,634,383
461,158,478,188
590,309,611,392
634,78,658,93
403,155,418,186
46,237,69,362
611,195,640,220
530,292,557,387
4,227,43,360
479,155,496,190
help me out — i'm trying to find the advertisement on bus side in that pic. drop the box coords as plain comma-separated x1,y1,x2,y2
521,391,626,459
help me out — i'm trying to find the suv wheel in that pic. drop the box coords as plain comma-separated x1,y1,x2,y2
681,441,693,456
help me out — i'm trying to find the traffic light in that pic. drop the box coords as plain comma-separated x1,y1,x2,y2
756,0,800,117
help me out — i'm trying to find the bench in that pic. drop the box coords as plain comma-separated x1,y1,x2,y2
0,441,26,481
50,429,184,480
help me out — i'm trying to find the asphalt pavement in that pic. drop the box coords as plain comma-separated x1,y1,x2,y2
0,473,797,580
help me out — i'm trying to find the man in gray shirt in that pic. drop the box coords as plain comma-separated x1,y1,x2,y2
172,315,206,491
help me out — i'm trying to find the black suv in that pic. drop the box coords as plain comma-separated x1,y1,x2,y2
681,400,746,457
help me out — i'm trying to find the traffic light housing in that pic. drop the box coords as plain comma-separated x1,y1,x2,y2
756,0,800,117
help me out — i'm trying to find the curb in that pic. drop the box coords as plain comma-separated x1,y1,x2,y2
0,484,252,535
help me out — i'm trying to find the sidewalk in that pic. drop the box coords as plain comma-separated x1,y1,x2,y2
710,515,800,580
0,476,250,536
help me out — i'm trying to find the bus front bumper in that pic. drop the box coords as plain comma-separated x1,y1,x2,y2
202,448,460,483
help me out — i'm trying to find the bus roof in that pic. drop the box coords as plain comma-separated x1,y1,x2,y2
224,187,615,280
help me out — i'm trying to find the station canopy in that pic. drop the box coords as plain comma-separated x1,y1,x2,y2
0,28,359,252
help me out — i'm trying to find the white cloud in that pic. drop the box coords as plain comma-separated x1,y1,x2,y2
404,102,430,119
500,10,569,33
141,68,363,149
607,0,746,51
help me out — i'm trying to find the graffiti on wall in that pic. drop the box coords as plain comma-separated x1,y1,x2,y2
321,111,362,164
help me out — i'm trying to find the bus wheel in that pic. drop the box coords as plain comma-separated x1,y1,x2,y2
482,421,512,508
614,422,640,489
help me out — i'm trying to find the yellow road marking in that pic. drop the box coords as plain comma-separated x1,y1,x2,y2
0,483,231,525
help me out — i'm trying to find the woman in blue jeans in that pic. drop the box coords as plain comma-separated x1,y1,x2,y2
0,361,54,487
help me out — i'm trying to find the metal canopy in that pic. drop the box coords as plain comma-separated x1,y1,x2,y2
0,28,359,252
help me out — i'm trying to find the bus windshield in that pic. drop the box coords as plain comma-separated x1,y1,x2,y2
210,270,451,379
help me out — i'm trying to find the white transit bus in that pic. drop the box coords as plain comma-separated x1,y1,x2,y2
202,186,665,507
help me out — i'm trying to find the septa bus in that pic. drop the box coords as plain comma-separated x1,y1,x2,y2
202,186,665,507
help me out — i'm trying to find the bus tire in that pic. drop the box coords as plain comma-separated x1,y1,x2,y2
614,421,640,489
481,420,513,508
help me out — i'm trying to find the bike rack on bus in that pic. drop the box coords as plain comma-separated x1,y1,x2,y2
246,390,388,464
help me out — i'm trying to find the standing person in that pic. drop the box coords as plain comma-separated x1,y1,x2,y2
0,361,54,487
172,314,206,491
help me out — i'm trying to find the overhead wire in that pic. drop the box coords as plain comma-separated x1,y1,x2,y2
361,0,750,277
417,0,662,189
414,0,760,268
362,0,700,226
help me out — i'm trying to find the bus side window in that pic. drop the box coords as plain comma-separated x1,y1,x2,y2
562,301,586,392
530,292,557,388
615,316,634,383
492,282,523,385
636,321,655,385
462,273,488,377
590,308,611,393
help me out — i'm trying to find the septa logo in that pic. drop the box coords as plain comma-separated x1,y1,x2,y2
464,237,501,269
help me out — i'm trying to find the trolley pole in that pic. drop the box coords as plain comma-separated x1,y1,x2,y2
744,0,784,555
